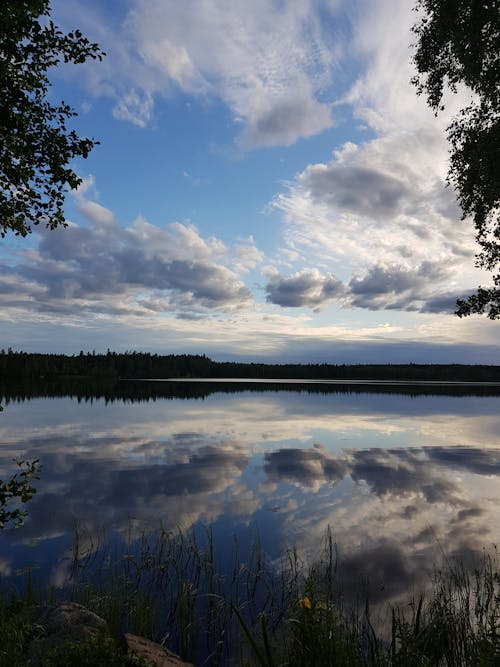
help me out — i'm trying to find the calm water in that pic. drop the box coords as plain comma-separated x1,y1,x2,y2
1,382,500,607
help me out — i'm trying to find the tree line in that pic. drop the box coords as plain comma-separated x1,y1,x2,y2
1,349,500,383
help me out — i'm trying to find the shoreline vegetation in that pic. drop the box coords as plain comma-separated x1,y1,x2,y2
2,349,500,383
1,351,500,404
1,526,500,665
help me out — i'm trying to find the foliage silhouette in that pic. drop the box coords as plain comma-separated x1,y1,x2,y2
0,0,104,237
412,0,500,318
0,458,41,530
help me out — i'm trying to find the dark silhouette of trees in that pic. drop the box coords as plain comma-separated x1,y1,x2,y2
412,0,500,318
1,349,499,384
0,0,104,237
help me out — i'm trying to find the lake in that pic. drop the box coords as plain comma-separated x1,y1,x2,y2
1,380,500,655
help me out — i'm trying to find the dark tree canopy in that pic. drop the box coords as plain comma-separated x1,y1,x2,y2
412,0,500,318
0,0,104,237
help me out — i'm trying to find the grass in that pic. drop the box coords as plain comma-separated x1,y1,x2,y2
1,526,500,665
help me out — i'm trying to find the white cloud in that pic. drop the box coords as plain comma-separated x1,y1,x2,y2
76,199,115,226
53,0,341,147
232,237,265,273
265,267,345,309
112,88,154,127
344,0,459,133
268,25,486,316
238,88,333,149
0,189,256,319
259,0,482,316
5,0,497,360
137,36,200,91
273,130,477,271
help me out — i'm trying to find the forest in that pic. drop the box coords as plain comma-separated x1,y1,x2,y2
1,349,500,382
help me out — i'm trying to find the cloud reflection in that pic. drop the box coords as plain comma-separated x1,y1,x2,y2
7,435,251,541
1,392,500,612
264,444,347,488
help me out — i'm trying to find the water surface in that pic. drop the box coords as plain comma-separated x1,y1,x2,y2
1,382,500,607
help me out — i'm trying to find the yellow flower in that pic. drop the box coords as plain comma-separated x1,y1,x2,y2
299,597,312,610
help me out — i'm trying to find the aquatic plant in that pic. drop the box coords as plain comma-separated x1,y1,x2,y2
2,525,500,665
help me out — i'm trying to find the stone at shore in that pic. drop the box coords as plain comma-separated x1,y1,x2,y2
26,602,192,666
28,602,108,663
31,601,108,640
123,633,194,666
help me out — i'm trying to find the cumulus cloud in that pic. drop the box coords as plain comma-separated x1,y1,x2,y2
350,448,463,504
265,268,345,309
276,131,470,265
270,126,485,315
347,261,473,313
261,445,500,506
0,193,255,319
264,444,348,488
347,447,500,512
8,434,253,540
238,90,333,149
262,261,471,315
426,447,500,477
302,160,413,221
349,262,451,297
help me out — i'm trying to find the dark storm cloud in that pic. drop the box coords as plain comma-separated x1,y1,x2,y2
264,269,345,308
3,219,251,317
264,445,348,486
302,163,412,220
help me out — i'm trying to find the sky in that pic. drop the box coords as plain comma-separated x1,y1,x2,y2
1,0,499,363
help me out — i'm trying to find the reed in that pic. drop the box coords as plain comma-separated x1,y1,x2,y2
1,526,500,665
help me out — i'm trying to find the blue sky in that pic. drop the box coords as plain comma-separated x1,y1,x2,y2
1,0,499,363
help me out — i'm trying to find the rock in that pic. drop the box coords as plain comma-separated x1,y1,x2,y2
123,633,194,666
25,602,192,666
31,601,108,640
27,602,109,664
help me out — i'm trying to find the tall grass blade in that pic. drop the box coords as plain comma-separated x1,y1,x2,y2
231,603,269,667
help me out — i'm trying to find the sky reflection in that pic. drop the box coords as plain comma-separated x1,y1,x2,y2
1,389,500,607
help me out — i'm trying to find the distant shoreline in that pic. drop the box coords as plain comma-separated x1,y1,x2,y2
3,351,500,385
130,377,500,387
